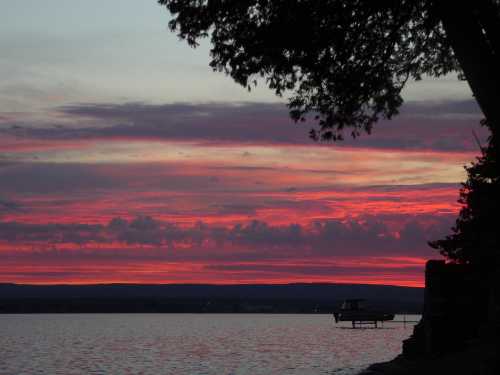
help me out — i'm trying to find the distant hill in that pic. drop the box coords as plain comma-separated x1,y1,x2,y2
0,283,423,314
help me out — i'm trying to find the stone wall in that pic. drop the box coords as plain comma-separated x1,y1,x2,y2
402,259,499,374
403,260,486,357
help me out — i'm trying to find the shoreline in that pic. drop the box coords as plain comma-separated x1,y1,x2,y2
359,344,481,375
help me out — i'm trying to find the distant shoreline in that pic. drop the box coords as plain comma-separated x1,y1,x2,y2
0,283,423,314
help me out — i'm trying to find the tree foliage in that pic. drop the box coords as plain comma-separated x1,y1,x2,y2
160,0,459,140
430,123,499,266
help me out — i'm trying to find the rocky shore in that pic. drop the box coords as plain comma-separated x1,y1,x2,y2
360,259,498,375
360,343,481,375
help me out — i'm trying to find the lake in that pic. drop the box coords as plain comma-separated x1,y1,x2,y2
0,314,418,375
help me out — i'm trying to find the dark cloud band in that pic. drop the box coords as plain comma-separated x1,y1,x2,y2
1,100,487,152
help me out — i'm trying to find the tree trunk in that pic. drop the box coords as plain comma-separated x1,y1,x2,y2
434,2,500,374
434,0,500,133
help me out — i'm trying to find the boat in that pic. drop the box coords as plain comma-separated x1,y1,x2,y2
333,299,395,328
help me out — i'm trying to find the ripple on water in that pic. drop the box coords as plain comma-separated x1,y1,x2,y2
0,314,418,375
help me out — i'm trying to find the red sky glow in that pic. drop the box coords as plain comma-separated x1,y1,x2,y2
0,100,486,287
0,3,487,287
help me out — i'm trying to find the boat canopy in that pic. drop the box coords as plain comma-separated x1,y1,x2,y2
341,299,366,311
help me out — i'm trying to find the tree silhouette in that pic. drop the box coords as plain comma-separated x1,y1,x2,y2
430,123,499,268
159,0,500,141
159,0,500,266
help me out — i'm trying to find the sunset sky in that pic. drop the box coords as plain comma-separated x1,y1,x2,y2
0,0,487,287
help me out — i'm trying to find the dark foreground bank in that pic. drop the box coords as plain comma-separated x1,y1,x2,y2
0,283,423,313
361,346,481,375
360,260,499,375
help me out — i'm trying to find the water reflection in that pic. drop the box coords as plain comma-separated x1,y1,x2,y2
0,314,418,375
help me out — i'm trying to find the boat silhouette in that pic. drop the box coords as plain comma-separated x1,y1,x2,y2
333,299,395,328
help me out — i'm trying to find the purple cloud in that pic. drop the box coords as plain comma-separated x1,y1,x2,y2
1,100,487,152
0,213,453,260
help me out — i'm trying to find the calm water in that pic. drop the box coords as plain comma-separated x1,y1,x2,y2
0,314,418,375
